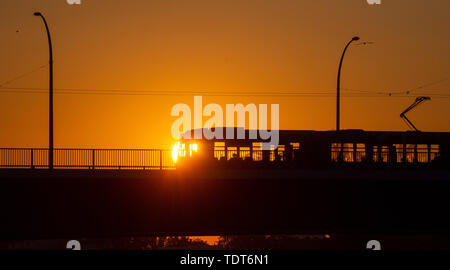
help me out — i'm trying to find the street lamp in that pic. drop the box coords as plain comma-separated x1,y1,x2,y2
34,12,54,169
336,36,359,131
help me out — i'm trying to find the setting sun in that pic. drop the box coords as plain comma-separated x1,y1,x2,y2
172,142,180,163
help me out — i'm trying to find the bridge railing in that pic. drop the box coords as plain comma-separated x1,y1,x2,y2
0,148,175,169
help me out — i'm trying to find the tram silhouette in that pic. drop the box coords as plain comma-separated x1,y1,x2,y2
174,128,450,169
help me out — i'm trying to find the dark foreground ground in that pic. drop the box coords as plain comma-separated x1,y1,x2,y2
0,168,449,249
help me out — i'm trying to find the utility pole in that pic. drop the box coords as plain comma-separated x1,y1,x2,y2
337,36,359,131
34,12,54,169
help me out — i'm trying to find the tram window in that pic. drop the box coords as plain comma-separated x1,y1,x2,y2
405,144,416,163
252,142,262,161
269,145,277,162
252,142,262,149
431,145,440,162
331,143,355,162
227,147,238,160
214,142,225,149
343,143,353,162
331,143,341,162
178,143,186,158
240,147,251,160
330,143,366,163
214,142,226,160
417,144,428,163
395,144,404,163
276,145,285,161
373,146,389,163
290,142,300,150
355,143,366,162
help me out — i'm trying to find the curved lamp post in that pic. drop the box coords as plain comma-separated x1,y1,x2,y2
336,36,359,131
34,12,54,169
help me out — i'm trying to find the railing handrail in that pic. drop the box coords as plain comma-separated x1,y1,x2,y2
0,148,171,151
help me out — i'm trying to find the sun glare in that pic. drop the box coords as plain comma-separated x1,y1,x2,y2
172,143,197,163
189,143,198,156
172,142,180,163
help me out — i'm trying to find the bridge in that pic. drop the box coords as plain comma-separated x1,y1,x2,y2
0,166,449,241
0,146,449,243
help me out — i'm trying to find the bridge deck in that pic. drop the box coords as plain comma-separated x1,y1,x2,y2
0,169,449,240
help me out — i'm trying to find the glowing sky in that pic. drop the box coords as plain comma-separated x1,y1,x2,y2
0,0,449,149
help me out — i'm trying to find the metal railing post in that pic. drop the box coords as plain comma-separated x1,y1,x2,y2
30,149,34,169
427,144,431,163
402,144,407,163
92,149,95,170
414,144,418,163
160,150,163,170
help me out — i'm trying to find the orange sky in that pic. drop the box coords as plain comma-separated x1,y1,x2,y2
0,0,449,149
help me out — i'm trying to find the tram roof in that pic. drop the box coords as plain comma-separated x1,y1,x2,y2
180,128,450,145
